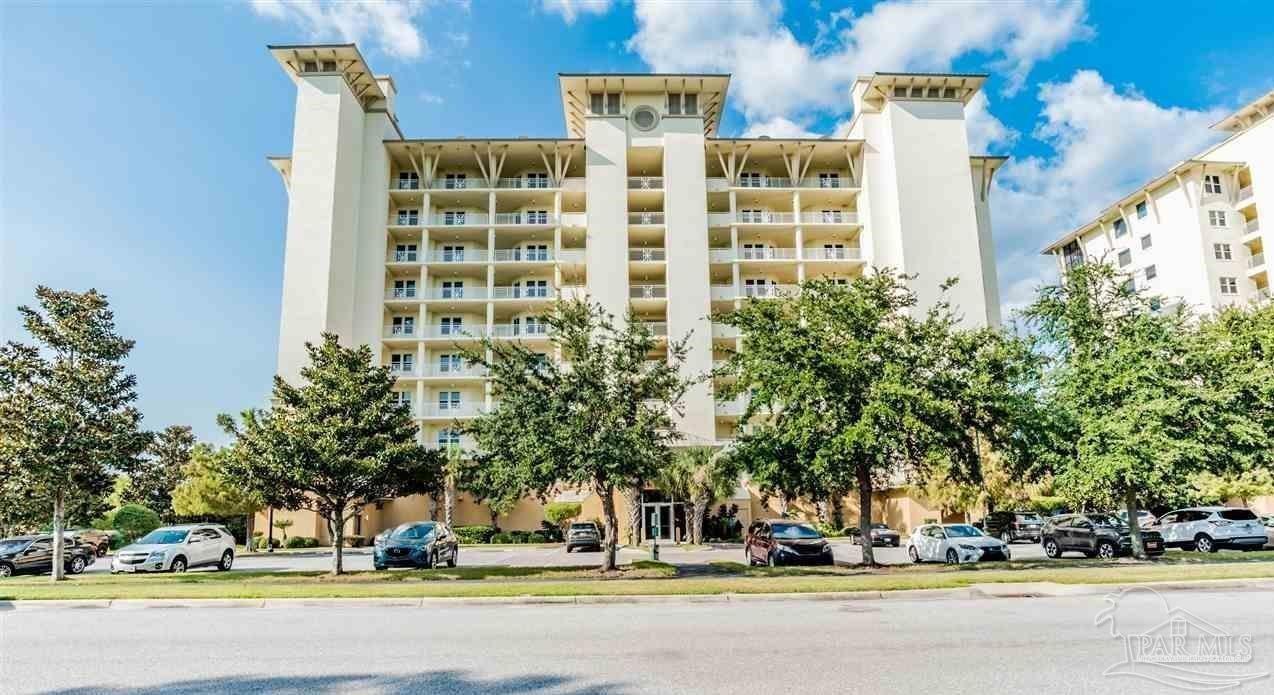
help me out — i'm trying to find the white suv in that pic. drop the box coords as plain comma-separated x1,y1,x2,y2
111,525,236,573
1152,507,1268,553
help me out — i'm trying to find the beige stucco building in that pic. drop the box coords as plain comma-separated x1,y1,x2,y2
1042,89,1272,310
262,44,1005,544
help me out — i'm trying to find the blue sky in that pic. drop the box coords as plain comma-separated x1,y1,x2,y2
3,0,1273,444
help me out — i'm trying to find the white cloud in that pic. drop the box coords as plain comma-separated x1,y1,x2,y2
964,92,1017,153
628,0,1093,126
741,116,817,139
990,70,1228,317
250,0,429,59
540,0,613,24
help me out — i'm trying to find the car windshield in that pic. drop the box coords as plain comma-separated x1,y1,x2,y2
1219,510,1258,521
0,539,31,554
771,523,822,539
1087,514,1124,528
871,523,890,530
570,524,596,531
390,523,436,539
136,529,189,545
944,525,983,538
1017,514,1043,523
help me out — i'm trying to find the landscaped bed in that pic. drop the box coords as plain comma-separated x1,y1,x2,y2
4,553,1274,601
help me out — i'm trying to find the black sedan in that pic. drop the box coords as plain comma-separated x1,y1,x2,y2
0,535,96,577
372,522,459,570
849,523,901,547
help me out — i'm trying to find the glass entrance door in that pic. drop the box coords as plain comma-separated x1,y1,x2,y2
643,503,673,542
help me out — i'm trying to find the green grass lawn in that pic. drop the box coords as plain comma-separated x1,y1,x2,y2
4,553,1274,601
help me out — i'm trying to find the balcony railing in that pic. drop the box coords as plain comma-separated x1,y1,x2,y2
420,403,486,418
496,177,553,189
560,212,588,227
1256,288,1272,304
628,211,665,225
628,176,664,190
428,364,487,378
383,326,417,339
393,215,421,226
638,321,668,336
492,285,555,300
492,249,553,262
558,249,586,263
805,247,863,261
630,284,667,299
742,284,798,298
709,249,735,263
389,250,420,263
427,249,488,263
712,323,740,339
734,176,851,189
800,211,858,225
715,397,749,416
736,211,794,224
1238,185,1254,201
1250,253,1266,269
1246,219,1261,235
710,284,736,300
430,178,485,190
739,247,797,260
388,365,419,377
423,286,489,300
494,212,555,226
423,325,487,339
392,179,421,191
386,287,419,300
431,213,489,226
491,322,551,338
629,248,666,262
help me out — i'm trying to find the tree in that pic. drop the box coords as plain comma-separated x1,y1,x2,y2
0,287,149,581
441,445,466,528
272,518,293,544
544,502,583,537
909,461,982,523
172,444,264,549
656,447,740,545
219,334,444,574
718,274,1042,566
1190,470,1274,507
1024,261,1210,558
463,299,693,571
112,503,161,543
131,425,195,520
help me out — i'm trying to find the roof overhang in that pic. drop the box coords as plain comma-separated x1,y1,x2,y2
557,73,731,138
268,43,386,109
857,72,987,110
1210,89,1274,134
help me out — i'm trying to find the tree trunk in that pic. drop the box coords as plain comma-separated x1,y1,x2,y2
444,477,456,528
622,482,643,546
244,513,255,552
1124,490,1147,560
330,505,346,575
814,500,829,525
597,480,619,571
489,508,499,530
51,489,66,582
266,507,275,553
691,497,708,545
777,493,789,517
830,495,844,530
856,463,876,567
428,494,439,522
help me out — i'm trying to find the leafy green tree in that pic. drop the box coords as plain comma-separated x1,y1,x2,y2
0,287,149,580
112,503,161,543
463,299,693,571
1187,304,1274,475
172,444,265,549
1024,262,1211,558
544,502,583,537
909,461,982,523
130,425,196,520
1190,470,1274,507
218,334,444,574
656,447,740,545
718,274,1043,566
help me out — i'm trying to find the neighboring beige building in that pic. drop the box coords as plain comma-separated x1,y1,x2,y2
263,44,1005,544
1042,90,1272,310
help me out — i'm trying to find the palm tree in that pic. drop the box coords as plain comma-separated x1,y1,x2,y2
442,446,464,528
657,447,739,545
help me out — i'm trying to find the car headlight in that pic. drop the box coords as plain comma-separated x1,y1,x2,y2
147,551,167,561
777,544,797,553
958,544,977,551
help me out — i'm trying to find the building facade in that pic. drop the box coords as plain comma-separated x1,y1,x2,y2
263,44,1005,543
1042,90,1272,310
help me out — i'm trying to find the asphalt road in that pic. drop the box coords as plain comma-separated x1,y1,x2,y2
81,540,1049,574
4,589,1273,694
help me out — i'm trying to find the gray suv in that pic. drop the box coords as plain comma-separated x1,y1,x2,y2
565,522,601,553
1041,513,1164,559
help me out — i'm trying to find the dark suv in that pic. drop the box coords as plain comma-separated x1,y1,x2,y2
0,535,96,577
1041,513,1164,559
981,511,1045,543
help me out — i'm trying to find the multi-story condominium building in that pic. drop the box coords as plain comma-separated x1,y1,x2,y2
1043,89,1272,310
263,44,1005,542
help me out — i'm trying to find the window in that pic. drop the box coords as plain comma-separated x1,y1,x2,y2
1204,174,1223,195
1062,241,1083,268
927,87,941,98
1117,249,1132,267
683,93,697,114
943,87,957,99
1208,210,1227,227
443,211,466,225
739,209,765,224
437,428,461,447
590,93,604,114
521,244,549,261
392,280,416,298
302,61,319,73
631,105,659,131
1112,218,1127,238
1144,265,1157,280
396,209,419,226
390,354,414,373
391,316,415,335
526,210,549,225
1140,235,1152,250
438,391,461,410
1214,243,1233,260
741,242,767,259
440,316,462,335
526,172,549,189
520,280,549,298
397,172,419,190
1149,297,1162,312
444,173,467,189
441,245,464,262
438,354,463,374
739,172,761,188
893,86,908,98
394,244,417,262
1220,277,1239,295
822,243,846,260
321,60,337,72
821,209,843,223
440,280,464,299
606,93,621,115
392,391,412,407
1135,201,1148,219
818,172,841,189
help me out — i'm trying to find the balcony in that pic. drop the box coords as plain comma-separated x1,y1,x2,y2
629,248,666,262
427,364,487,378
805,247,863,261
423,286,489,301
431,213,489,227
629,211,665,226
628,176,664,190
561,212,588,227
492,249,553,263
392,215,421,227
736,211,794,225
388,365,419,378
710,284,736,301
430,178,485,191
383,326,417,339
495,177,554,190
638,321,667,336
630,284,667,299
711,323,739,339
427,249,489,263
492,285,555,300
491,322,551,338
1257,288,1272,305
799,211,859,225
739,247,797,261
386,287,420,301
734,176,853,190
1249,253,1266,270
741,284,798,298
1244,218,1261,238
558,249,586,264
495,212,556,226
388,249,421,263
419,403,487,419
1237,185,1255,206
423,325,487,340
715,397,749,417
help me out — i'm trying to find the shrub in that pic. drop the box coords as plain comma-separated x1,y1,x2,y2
537,520,563,543
814,522,844,538
490,532,517,544
111,504,162,544
342,535,366,548
527,531,550,543
285,536,319,549
544,502,582,535
453,525,496,544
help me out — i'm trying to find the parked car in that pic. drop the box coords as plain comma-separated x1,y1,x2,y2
64,528,114,556
908,524,1010,564
111,525,236,573
1151,507,1268,553
745,520,835,566
373,521,458,569
1041,513,1164,559
1114,510,1157,529
0,535,96,577
565,522,602,553
980,511,1045,544
848,523,901,547
1262,515,1274,549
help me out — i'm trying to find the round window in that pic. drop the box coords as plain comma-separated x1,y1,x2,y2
631,105,659,131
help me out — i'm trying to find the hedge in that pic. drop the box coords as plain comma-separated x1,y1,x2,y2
454,525,497,544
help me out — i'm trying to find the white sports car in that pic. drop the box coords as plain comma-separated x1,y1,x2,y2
908,523,1011,564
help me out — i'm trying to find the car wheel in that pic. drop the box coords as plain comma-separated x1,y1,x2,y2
1096,541,1116,559
565,545,573,553
218,550,234,571
1043,538,1062,559
97,544,108,558
426,550,437,569
767,551,777,567
170,556,187,573
446,547,457,568
69,556,87,575
1,562,15,577
1195,534,1216,553
908,546,920,563
945,549,959,565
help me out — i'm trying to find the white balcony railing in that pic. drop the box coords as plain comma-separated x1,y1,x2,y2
494,212,555,226
630,284,668,299
430,178,485,190
492,249,553,262
628,176,664,190
558,249,586,263
560,212,587,227
742,284,798,298
1256,288,1272,305
715,397,749,416
800,211,858,225
423,286,489,301
1237,185,1254,201
737,211,794,224
629,248,666,262
428,364,487,378
423,325,487,339
392,215,421,226
388,365,419,378
739,247,797,261
805,247,863,261
431,213,489,226
427,249,488,263
496,177,554,190
388,250,420,263
1246,219,1261,235
798,177,851,189
492,285,555,300
709,248,735,263
383,326,417,339
638,321,668,336
420,403,486,418
628,211,665,225
710,284,736,301
1250,253,1266,269
736,176,792,189
386,287,420,300
491,322,551,338
712,323,740,339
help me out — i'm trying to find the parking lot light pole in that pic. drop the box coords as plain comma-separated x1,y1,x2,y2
651,519,659,561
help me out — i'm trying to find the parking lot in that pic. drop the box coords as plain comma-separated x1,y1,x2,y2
81,538,1049,574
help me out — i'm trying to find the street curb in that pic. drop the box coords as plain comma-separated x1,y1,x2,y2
4,577,1272,611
